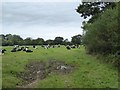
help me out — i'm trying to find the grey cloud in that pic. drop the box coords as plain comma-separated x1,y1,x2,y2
3,2,83,26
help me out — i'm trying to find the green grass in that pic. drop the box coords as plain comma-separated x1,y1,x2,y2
1,46,118,88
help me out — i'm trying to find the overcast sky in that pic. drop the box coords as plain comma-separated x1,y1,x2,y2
2,1,84,41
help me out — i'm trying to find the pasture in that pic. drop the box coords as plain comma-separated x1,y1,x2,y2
1,46,118,88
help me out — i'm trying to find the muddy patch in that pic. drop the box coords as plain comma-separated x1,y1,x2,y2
17,60,75,87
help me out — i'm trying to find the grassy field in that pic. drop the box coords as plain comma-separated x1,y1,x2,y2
1,46,119,88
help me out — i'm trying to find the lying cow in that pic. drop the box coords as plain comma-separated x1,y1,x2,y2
17,47,25,51
0,49,6,55
71,45,76,49
26,50,33,52
24,47,33,53
11,48,17,52
23,47,29,51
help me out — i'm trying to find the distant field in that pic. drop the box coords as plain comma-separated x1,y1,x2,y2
1,46,118,88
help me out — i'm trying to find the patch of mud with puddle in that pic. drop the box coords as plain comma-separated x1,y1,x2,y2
16,60,75,87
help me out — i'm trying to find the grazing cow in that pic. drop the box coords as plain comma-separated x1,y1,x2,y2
66,45,71,50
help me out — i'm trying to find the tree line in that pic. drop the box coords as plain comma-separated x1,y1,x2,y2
0,34,82,46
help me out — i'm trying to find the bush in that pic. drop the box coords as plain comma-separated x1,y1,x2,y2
83,5,119,55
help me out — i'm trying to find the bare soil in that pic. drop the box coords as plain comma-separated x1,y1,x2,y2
16,60,75,88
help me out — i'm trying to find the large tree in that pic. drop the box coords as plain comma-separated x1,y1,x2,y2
71,34,82,45
32,38,44,45
35,38,44,45
12,35,23,45
24,37,33,45
54,37,64,45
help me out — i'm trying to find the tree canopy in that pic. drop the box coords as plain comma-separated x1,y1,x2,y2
71,34,82,45
54,37,64,45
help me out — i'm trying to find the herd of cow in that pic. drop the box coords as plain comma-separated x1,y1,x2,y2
0,44,80,55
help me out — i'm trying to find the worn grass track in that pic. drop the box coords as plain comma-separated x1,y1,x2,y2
1,46,118,88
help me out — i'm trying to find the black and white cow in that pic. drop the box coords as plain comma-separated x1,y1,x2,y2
0,49,6,55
